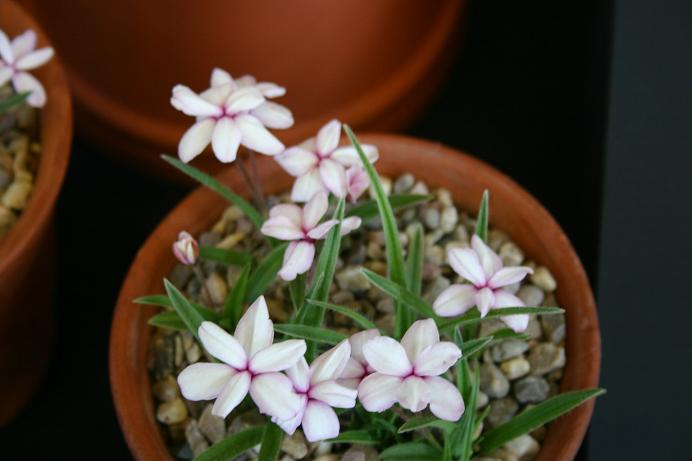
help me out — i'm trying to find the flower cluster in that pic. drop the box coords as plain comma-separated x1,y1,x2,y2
0,29,54,108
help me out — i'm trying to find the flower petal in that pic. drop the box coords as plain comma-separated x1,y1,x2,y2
362,337,412,377
210,67,233,87
236,114,285,155
200,83,233,106
307,219,338,240
278,241,315,281
331,144,379,167
234,74,256,87
488,266,534,289
10,30,35,59
309,380,357,408
426,376,465,421
471,234,503,279
310,339,351,384
250,372,302,422
252,101,294,129
401,318,439,364
0,30,14,63
276,147,319,177
493,291,529,332
286,357,311,392
225,86,265,113
349,329,380,363
358,372,402,412
250,339,307,373
177,362,233,401
0,67,12,87
211,117,241,163
319,159,348,198
15,47,53,71
433,284,478,317
476,287,495,317
316,119,341,155
269,203,303,228
302,190,328,229
274,395,307,435
198,321,247,368
413,342,461,376
261,215,304,240
12,72,46,107
398,376,431,412
211,370,251,418
448,248,487,287
177,118,215,162
291,169,326,202
255,82,286,98
234,296,274,357
302,400,340,442
340,216,362,236
171,84,222,117
346,166,370,202
339,357,366,380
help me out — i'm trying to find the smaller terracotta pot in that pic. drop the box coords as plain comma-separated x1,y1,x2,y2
0,0,73,426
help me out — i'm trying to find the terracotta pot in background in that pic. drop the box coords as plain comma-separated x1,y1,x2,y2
0,0,73,425
110,134,601,461
20,0,464,182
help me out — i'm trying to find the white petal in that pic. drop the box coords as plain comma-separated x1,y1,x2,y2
261,215,304,240
177,363,234,401
339,378,363,390
413,342,461,376
177,118,215,163
448,248,487,287
250,339,307,373
210,67,233,87
339,357,366,380
234,74,257,87
362,337,412,377
433,284,478,317
211,370,251,418
0,30,14,63
340,216,361,236
346,166,370,202
316,119,341,155
234,296,274,357
493,291,529,333
319,159,348,198
225,86,265,113
15,47,53,71
252,101,294,129
476,287,495,317
471,234,503,279
171,85,222,117
278,241,315,281
200,83,233,106
250,372,302,422
401,319,439,364
310,340,351,384
397,376,431,412
291,169,326,203
302,401,340,442
255,82,286,98
12,72,46,107
10,30,35,58
286,357,311,392
276,147,319,177
331,144,379,167
426,376,465,421
269,203,303,228
236,114,285,155
275,395,307,435
309,380,357,408
302,190,329,229
488,266,533,289
211,117,241,163
0,67,12,87
198,321,247,368
358,372,402,412
307,219,338,240
349,329,380,363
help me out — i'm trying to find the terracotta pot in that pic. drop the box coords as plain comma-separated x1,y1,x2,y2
110,134,600,460
20,0,464,182
0,0,72,425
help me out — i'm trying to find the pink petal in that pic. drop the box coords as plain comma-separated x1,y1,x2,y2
476,287,495,317
269,203,303,228
413,342,462,376
251,101,294,129
316,119,341,155
471,235,503,279
177,118,215,162
234,296,274,357
171,85,222,118
255,82,286,98
211,370,251,418
488,266,534,289
340,216,362,236
274,395,307,435
0,30,14,63
198,321,248,369
250,372,303,422
426,376,465,421
278,241,315,281
448,248,487,287
235,114,285,155
493,291,529,333
358,372,402,412
319,159,348,198
433,284,478,317
291,169,326,202
349,329,380,363
261,215,304,240
362,337,412,377
397,376,431,412
250,339,307,373
339,357,366,380
302,190,329,229
302,400,340,442
307,219,338,240
310,339,351,384
0,67,12,87
331,144,379,167
401,319,439,364
286,357,311,393
10,30,35,58
309,380,358,408
15,47,53,71
211,117,241,163
177,362,234,401
346,166,370,202
224,86,265,113
210,67,232,87
12,72,46,107
276,147,319,177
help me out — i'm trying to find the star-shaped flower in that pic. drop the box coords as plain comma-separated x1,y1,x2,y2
0,29,54,108
338,329,380,389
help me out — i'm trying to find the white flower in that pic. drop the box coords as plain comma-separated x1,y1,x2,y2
338,329,380,389
172,231,198,265
0,29,54,108
177,297,306,421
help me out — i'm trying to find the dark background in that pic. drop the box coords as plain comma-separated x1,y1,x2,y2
2,0,691,459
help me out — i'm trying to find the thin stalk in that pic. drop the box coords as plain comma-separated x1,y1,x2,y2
192,264,215,308
236,154,264,209
247,148,266,209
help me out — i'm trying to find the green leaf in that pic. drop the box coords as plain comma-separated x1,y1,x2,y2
475,190,489,242
163,279,206,340
345,126,408,338
148,308,220,331
398,415,455,434
380,442,441,460
200,246,252,266
479,388,605,454
245,243,288,303
458,335,494,358
194,425,265,461
288,273,306,314
0,91,30,114
405,223,424,297
326,430,377,444
454,328,473,399
162,154,264,229
224,263,251,326
273,324,346,345
257,423,283,461
347,194,433,221
455,368,480,461
135,294,219,318
360,268,436,319
438,307,564,331
305,300,376,329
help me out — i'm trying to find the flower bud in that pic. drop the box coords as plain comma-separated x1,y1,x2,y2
172,231,199,265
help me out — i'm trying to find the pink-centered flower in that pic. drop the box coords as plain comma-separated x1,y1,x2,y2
338,329,380,389
260,191,361,281
276,340,358,442
433,235,534,332
357,319,465,422
170,69,292,163
345,166,370,203
172,231,199,265
275,119,378,202
0,29,54,108
177,297,306,421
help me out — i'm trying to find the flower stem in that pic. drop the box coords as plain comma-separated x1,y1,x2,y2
236,154,264,210
247,148,266,208
192,263,214,308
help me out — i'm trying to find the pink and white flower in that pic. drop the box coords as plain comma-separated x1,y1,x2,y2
177,297,306,421
275,119,379,202
345,166,370,203
170,69,292,163
260,191,361,281
172,231,199,265
357,319,464,422
0,29,54,108
276,340,358,442
338,329,380,389
433,235,534,332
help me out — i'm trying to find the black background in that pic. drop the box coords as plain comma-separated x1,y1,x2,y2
2,0,691,459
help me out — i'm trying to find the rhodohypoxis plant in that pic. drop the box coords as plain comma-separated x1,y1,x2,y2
138,70,604,461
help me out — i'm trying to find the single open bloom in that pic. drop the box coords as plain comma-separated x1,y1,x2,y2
275,119,379,202
177,297,306,421
357,319,464,421
433,235,534,332
172,231,198,265
0,29,54,107
338,329,380,389
170,69,292,163
260,191,361,281
276,340,358,442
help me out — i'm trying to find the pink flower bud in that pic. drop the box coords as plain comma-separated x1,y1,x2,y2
172,231,199,265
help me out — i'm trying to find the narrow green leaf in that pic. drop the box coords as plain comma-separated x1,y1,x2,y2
360,268,437,318
273,324,346,345
224,263,251,326
0,91,30,114
458,335,494,358
347,194,433,221
288,273,306,314
456,369,480,461
454,328,473,398
257,423,283,461
475,190,489,242
161,154,264,229
326,430,377,444
438,307,564,331
200,246,252,266
163,279,206,340
193,426,265,461
380,442,441,460
148,308,220,331
398,415,455,434
405,223,424,298
245,243,288,303
479,389,606,453
135,294,219,318
305,300,376,329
